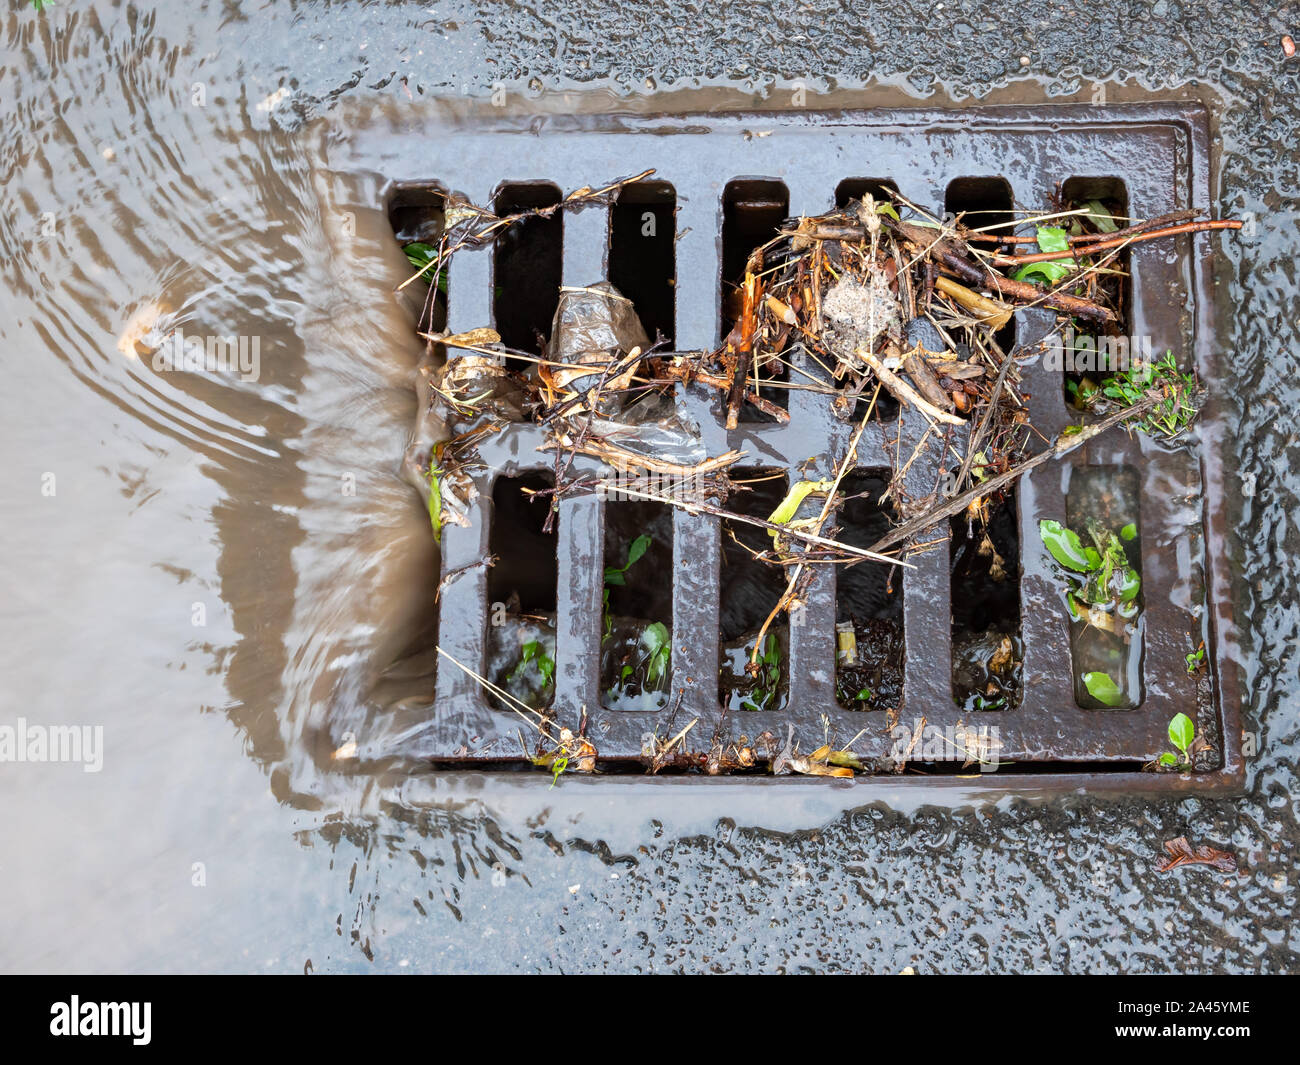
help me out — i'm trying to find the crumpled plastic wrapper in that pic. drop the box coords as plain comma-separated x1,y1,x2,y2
546,281,650,408
432,354,531,421
586,392,707,469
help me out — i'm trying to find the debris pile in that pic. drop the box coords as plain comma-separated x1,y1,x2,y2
400,169,1240,779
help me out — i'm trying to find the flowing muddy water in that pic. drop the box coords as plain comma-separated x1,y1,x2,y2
1,2,1297,972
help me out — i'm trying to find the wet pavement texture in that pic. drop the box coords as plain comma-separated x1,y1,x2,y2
0,1,1296,973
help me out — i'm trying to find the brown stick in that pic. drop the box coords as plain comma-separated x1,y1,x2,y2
990,219,1243,266
725,268,762,430
885,218,1118,324
903,351,954,411
964,210,1201,244
857,350,964,426
541,438,745,478
866,393,1159,555
938,252,1118,324
655,360,791,423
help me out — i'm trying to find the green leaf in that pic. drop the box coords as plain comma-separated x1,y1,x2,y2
1035,225,1071,253
1158,752,1178,767
767,479,833,538
1081,200,1119,233
1011,226,1075,285
856,687,872,701
404,241,436,270
1117,566,1141,603
1120,522,1137,541
876,202,900,221
403,243,448,294
643,621,669,654
1013,260,1073,285
625,533,651,568
1082,671,1126,707
1168,712,1194,754
763,633,780,668
427,464,443,544
643,621,670,686
605,534,652,586
1039,519,1101,572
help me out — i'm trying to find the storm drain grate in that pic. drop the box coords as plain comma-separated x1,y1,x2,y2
384,102,1242,791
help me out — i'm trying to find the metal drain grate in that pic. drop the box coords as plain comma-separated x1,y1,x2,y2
390,101,1242,790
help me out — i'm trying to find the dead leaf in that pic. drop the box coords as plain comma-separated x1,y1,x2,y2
1156,836,1237,874
442,327,502,350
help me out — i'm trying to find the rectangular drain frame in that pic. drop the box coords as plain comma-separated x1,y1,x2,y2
384,101,1242,791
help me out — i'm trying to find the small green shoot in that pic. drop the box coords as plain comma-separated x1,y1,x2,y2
604,533,651,586
549,755,568,789
1159,712,1195,769
741,634,782,711
1039,518,1140,610
1013,226,1075,285
1088,351,1200,439
507,640,555,691
426,460,443,543
643,621,670,688
1185,643,1206,675
1040,517,1143,705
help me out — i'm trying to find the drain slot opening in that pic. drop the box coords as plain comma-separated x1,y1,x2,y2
1060,177,1134,407
945,177,1017,352
950,489,1022,711
1065,465,1144,709
601,499,674,710
836,178,899,209
722,179,791,417
835,471,905,711
493,182,563,367
488,473,558,710
609,180,677,348
387,184,449,334
719,468,791,713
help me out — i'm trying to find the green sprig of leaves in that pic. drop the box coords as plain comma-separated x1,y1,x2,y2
1158,712,1195,769
1012,226,1075,286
